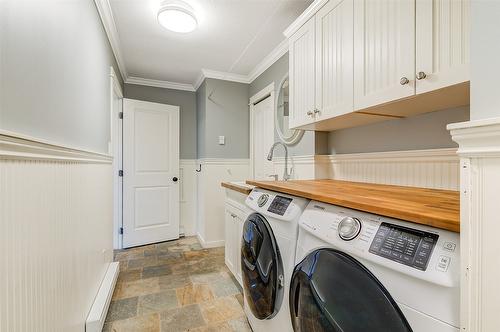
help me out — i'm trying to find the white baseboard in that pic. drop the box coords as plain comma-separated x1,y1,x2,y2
196,232,225,249
86,262,120,332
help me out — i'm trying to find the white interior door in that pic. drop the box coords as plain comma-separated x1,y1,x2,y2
123,99,180,248
251,95,275,180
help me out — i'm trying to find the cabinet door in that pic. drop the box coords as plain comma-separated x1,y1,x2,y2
235,214,244,285
224,208,235,273
289,18,316,128
416,0,470,94
315,0,354,120
354,0,415,110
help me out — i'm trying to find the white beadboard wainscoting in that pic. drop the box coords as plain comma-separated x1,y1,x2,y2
273,148,459,190
196,158,250,248
0,131,114,332
179,159,197,237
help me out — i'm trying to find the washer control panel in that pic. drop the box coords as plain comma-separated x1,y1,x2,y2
368,222,438,271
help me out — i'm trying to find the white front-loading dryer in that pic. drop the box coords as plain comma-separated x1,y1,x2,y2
290,200,460,332
242,188,309,332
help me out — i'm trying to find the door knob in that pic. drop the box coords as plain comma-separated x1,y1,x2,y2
172,177,178,182
416,71,427,80
400,77,410,85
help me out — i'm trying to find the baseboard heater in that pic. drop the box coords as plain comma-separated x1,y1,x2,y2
86,262,120,332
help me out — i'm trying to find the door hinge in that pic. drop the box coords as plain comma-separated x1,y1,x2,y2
119,227,123,235
118,112,123,119
118,170,123,177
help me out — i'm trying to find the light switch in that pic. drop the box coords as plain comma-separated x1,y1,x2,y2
218,136,225,145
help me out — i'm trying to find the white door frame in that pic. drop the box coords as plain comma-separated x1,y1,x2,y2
249,82,275,179
110,66,124,249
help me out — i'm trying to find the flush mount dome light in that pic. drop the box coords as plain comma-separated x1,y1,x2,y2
158,0,198,33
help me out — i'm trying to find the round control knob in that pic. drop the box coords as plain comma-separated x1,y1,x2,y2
338,217,362,241
257,194,269,207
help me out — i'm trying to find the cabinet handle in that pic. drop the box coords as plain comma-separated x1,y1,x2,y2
314,109,320,114
306,110,313,116
416,71,427,80
230,213,237,218
400,77,410,85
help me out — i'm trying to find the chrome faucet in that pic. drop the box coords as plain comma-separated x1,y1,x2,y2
267,142,291,181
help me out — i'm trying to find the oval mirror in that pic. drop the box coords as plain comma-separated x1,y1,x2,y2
276,75,304,145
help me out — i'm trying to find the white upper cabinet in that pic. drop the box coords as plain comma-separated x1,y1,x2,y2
415,0,470,94
354,0,416,111
289,18,316,128
315,0,354,120
285,0,470,131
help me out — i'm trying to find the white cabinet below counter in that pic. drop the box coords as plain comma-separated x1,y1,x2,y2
223,184,252,287
285,0,470,132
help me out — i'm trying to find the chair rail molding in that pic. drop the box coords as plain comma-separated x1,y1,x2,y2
448,117,500,332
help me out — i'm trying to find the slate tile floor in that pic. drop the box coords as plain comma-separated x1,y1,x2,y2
104,236,251,332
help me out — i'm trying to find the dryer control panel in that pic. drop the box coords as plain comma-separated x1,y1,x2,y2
245,189,309,222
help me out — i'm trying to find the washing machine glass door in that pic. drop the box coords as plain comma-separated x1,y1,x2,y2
290,248,412,332
241,213,284,320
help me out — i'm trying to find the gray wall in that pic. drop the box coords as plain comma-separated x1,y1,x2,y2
470,0,500,120
249,53,323,157
124,84,197,159
0,0,122,153
196,81,207,158
196,78,249,159
328,106,470,154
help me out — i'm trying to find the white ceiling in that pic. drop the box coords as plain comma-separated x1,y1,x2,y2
107,0,312,89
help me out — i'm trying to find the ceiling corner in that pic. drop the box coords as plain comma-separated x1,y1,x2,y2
94,0,128,81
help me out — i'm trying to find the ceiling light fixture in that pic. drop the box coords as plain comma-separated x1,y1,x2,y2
157,0,198,33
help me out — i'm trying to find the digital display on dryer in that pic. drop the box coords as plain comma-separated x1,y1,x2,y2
267,196,292,216
369,222,439,271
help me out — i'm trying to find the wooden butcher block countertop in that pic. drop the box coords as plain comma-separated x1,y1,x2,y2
246,179,460,233
221,181,254,195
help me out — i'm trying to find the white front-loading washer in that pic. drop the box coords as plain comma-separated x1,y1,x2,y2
290,200,460,332
242,188,309,332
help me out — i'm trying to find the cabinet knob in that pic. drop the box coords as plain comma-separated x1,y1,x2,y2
416,71,427,80
306,110,314,116
400,77,410,85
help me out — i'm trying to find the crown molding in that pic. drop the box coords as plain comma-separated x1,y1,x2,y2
247,39,288,83
193,72,206,91
201,69,250,84
125,76,196,92
94,0,128,81
283,0,329,38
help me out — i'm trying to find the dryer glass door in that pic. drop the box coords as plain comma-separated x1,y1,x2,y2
289,248,412,332
241,213,284,320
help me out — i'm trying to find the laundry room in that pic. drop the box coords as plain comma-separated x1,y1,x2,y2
1,0,500,331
